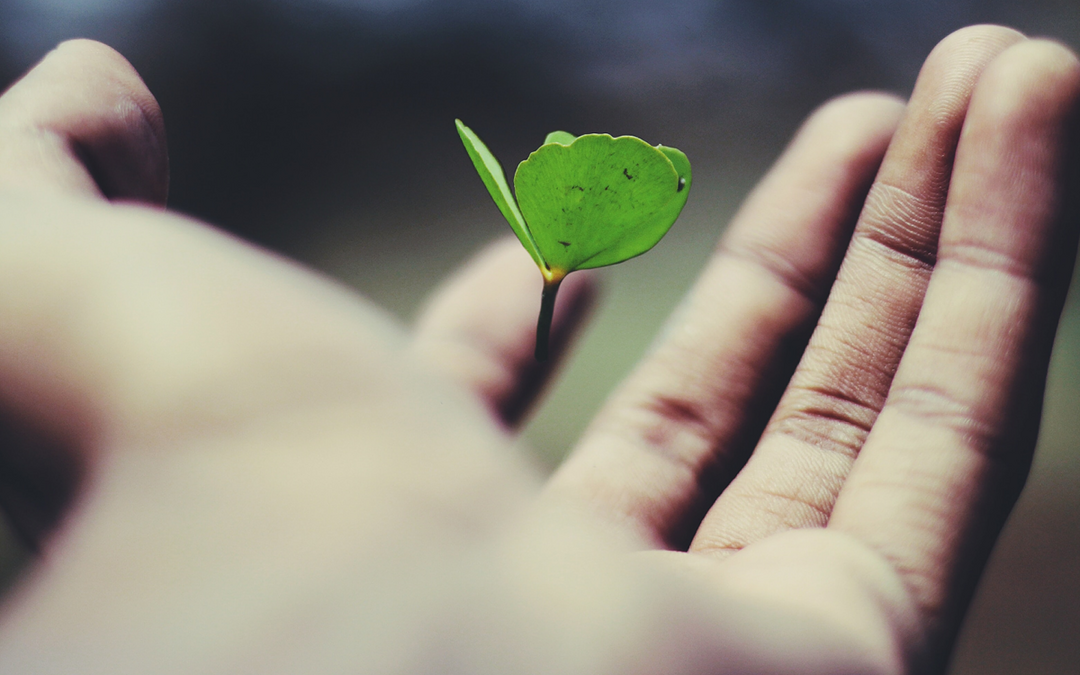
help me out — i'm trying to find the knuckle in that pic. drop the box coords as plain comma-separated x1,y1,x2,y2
886,382,999,455
936,239,1036,283
856,181,942,270
620,391,721,474
716,239,824,305
771,383,882,459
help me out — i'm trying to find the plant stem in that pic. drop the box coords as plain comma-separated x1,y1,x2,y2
535,278,562,361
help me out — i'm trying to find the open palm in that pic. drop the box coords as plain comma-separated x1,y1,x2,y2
0,27,1077,675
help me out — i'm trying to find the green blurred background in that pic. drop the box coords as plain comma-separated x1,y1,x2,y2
0,0,1077,672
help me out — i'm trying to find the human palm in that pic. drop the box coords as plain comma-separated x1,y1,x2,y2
0,27,1077,675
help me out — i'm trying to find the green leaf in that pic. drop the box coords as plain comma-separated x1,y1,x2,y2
455,119,544,268
456,121,691,361
543,130,577,146
513,134,689,274
577,144,691,269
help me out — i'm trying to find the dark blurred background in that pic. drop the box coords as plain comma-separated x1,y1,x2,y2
1,1,1078,672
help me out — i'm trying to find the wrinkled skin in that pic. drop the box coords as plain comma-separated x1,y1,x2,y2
0,28,1077,675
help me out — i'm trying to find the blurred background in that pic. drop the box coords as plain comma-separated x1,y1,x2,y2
0,0,1078,672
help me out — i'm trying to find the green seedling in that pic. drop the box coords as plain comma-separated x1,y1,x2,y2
456,119,691,361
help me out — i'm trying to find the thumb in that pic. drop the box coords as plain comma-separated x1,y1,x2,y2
0,39,168,204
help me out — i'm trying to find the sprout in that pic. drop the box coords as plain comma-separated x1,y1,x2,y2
456,119,691,360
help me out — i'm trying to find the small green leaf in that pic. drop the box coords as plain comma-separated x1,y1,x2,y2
455,119,544,268
456,121,690,361
576,144,691,269
514,134,687,274
543,130,577,146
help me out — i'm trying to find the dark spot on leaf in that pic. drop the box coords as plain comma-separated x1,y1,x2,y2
677,177,686,192
571,185,584,192
559,241,571,247
623,168,634,180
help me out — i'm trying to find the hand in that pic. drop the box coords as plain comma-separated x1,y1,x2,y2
0,28,1075,675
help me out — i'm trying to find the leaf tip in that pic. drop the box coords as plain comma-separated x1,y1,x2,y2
543,130,577,146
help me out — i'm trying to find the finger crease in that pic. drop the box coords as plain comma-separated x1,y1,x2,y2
754,483,835,524
715,239,827,306
857,181,943,269
886,382,1002,459
630,393,719,474
937,241,1041,284
771,384,881,459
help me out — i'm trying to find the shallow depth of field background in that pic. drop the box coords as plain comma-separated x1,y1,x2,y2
1,1,1078,672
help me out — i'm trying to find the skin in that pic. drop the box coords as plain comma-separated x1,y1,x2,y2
0,27,1076,674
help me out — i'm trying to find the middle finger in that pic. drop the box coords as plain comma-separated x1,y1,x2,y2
690,25,1025,555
